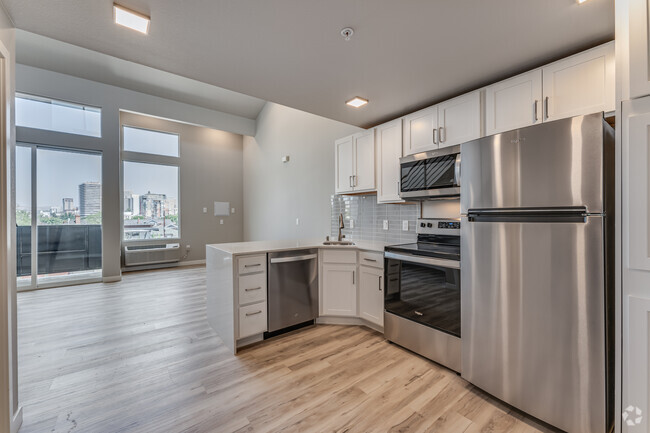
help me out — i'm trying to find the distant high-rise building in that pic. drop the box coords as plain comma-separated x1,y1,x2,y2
79,182,101,217
124,190,134,213
131,194,140,216
139,192,166,218
62,198,74,213
164,198,178,216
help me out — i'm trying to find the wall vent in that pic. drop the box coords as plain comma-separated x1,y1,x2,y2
124,243,180,266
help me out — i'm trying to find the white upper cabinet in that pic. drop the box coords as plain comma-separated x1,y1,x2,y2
403,105,438,156
334,131,375,194
542,42,615,121
437,90,482,148
335,135,354,194
485,70,543,136
353,131,376,192
376,119,404,203
627,0,650,99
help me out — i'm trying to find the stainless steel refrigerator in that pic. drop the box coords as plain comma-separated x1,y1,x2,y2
460,113,614,433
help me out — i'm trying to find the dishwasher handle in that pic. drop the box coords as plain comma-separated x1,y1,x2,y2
270,253,318,264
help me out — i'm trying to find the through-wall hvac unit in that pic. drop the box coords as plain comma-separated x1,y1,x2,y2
124,243,181,266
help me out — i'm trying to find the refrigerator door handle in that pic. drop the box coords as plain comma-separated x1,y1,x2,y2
467,210,588,223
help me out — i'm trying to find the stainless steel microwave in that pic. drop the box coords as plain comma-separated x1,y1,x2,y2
399,145,460,199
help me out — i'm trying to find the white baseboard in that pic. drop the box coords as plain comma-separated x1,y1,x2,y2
178,259,206,267
316,316,384,333
11,406,22,433
102,276,122,283
122,259,206,273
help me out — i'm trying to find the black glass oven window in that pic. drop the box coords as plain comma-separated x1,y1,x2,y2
384,259,460,337
400,160,426,192
425,155,456,189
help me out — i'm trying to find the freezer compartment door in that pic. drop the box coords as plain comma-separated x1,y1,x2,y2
460,113,606,214
461,216,607,433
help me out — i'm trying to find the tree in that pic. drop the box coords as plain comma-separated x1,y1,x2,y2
83,212,102,225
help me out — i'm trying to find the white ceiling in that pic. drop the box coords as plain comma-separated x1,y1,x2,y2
2,0,614,128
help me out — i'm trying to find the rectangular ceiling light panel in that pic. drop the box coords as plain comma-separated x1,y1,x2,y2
114,4,150,34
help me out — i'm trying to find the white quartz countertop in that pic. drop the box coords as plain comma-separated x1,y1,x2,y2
206,238,393,255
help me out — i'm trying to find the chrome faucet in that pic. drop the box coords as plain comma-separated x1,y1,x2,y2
338,213,345,241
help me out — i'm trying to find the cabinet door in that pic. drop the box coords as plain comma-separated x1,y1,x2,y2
438,91,482,148
376,119,404,203
485,69,543,136
403,105,438,156
353,131,375,192
629,0,650,98
335,135,354,194
359,266,384,327
321,264,357,316
542,42,615,122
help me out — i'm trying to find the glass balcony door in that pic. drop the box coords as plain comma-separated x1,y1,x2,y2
16,144,103,290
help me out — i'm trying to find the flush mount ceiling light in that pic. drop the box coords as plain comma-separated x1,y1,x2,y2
346,97,368,108
114,4,150,34
576,0,590,3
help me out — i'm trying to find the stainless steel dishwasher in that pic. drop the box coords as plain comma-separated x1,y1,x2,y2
267,249,319,332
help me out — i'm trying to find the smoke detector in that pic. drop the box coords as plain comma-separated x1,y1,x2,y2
340,27,354,41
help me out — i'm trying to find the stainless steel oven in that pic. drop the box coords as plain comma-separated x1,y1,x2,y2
399,145,460,200
383,218,461,372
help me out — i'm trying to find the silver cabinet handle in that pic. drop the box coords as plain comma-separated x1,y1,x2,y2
439,126,445,143
352,271,355,285
534,100,538,122
544,96,549,119
349,175,353,188
378,275,382,291
244,264,261,268
353,175,356,187
364,258,377,262
246,310,262,316
433,128,438,144
244,287,262,292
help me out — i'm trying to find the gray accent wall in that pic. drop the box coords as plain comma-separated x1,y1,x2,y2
243,102,361,241
330,195,419,244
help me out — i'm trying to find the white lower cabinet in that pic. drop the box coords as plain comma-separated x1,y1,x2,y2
359,265,384,327
321,263,357,316
238,302,267,339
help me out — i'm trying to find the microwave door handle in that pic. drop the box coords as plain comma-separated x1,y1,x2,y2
454,153,461,187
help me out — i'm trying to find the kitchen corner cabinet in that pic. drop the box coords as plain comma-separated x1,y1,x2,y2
358,265,384,327
321,263,357,316
335,130,375,194
629,0,650,98
403,90,481,156
376,119,404,203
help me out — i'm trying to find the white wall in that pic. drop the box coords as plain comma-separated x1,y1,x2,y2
16,64,255,279
0,4,20,432
243,102,361,241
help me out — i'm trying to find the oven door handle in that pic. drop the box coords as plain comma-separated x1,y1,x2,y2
384,252,460,269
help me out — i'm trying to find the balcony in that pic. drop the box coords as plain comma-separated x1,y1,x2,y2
16,225,102,277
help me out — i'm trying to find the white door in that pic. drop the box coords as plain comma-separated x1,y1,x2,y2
437,91,482,148
376,119,403,203
403,105,438,156
542,42,615,122
353,131,375,192
335,135,354,194
628,0,650,99
622,96,650,432
485,69,543,136
321,264,357,316
359,266,383,327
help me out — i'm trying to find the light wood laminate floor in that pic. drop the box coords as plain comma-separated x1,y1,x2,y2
18,266,558,433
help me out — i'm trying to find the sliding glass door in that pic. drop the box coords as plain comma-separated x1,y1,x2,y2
16,144,103,290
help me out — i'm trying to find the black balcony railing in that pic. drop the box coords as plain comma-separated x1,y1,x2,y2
16,225,102,277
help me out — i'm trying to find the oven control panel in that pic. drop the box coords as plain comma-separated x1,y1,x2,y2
416,218,461,235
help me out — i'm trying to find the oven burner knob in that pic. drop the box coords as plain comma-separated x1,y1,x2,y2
420,223,426,228
427,223,433,228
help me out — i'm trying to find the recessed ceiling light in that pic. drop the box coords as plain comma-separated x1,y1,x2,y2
114,4,150,34
576,0,590,3
346,97,368,108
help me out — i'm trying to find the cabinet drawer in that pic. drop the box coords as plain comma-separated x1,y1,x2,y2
359,251,384,269
238,302,267,338
238,254,267,274
321,249,357,264
238,273,267,305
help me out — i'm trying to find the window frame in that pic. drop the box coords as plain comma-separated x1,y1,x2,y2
16,92,103,138
121,124,181,243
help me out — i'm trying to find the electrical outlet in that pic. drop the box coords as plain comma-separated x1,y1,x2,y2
349,219,354,228
220,219,224,225
383,220,389,230
186,245,191,250
296,218,300,226
203,207,207,213
402,220,409,231
231,208,235,213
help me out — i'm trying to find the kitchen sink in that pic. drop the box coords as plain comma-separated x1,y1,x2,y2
322,241,356,246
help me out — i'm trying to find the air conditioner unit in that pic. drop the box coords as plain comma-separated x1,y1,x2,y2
124,243,181,267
